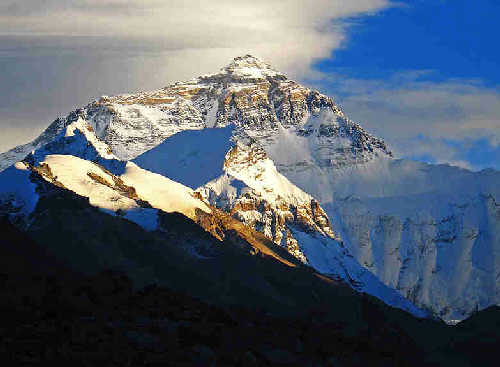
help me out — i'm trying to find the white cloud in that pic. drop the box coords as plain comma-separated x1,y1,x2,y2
0,0,392,78
317,72,500,169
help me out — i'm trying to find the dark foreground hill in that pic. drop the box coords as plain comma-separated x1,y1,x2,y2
1,201,500,366
0,177,497,366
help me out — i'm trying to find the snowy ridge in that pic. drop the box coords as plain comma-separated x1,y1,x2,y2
198,140,338,263
130,124,426,317
36,154,210,228
30,117,117,163
120,162,211,220
36,154,160,231
2,54,496,320
133,127,338,252
221,140,314,205
0,115,211,231
1,153,211,231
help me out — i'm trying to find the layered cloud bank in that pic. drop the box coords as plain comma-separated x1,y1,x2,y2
319,72,500,170
0,0,391,77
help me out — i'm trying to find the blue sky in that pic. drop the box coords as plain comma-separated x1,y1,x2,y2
0,0,498,170
310,0,500,170
319,0,500,84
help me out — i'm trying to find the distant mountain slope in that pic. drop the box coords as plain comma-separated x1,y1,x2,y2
317,158,500,321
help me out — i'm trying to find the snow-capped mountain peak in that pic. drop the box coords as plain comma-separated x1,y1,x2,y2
202,54,287,82
226,54,273,70
0,55,391,167
1,55,498,322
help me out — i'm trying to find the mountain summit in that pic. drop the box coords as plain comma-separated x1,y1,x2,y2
0,55,391,168
205,54,287,82
1,55,499,322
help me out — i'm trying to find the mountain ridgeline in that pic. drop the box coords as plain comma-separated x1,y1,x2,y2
1,55,499,325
